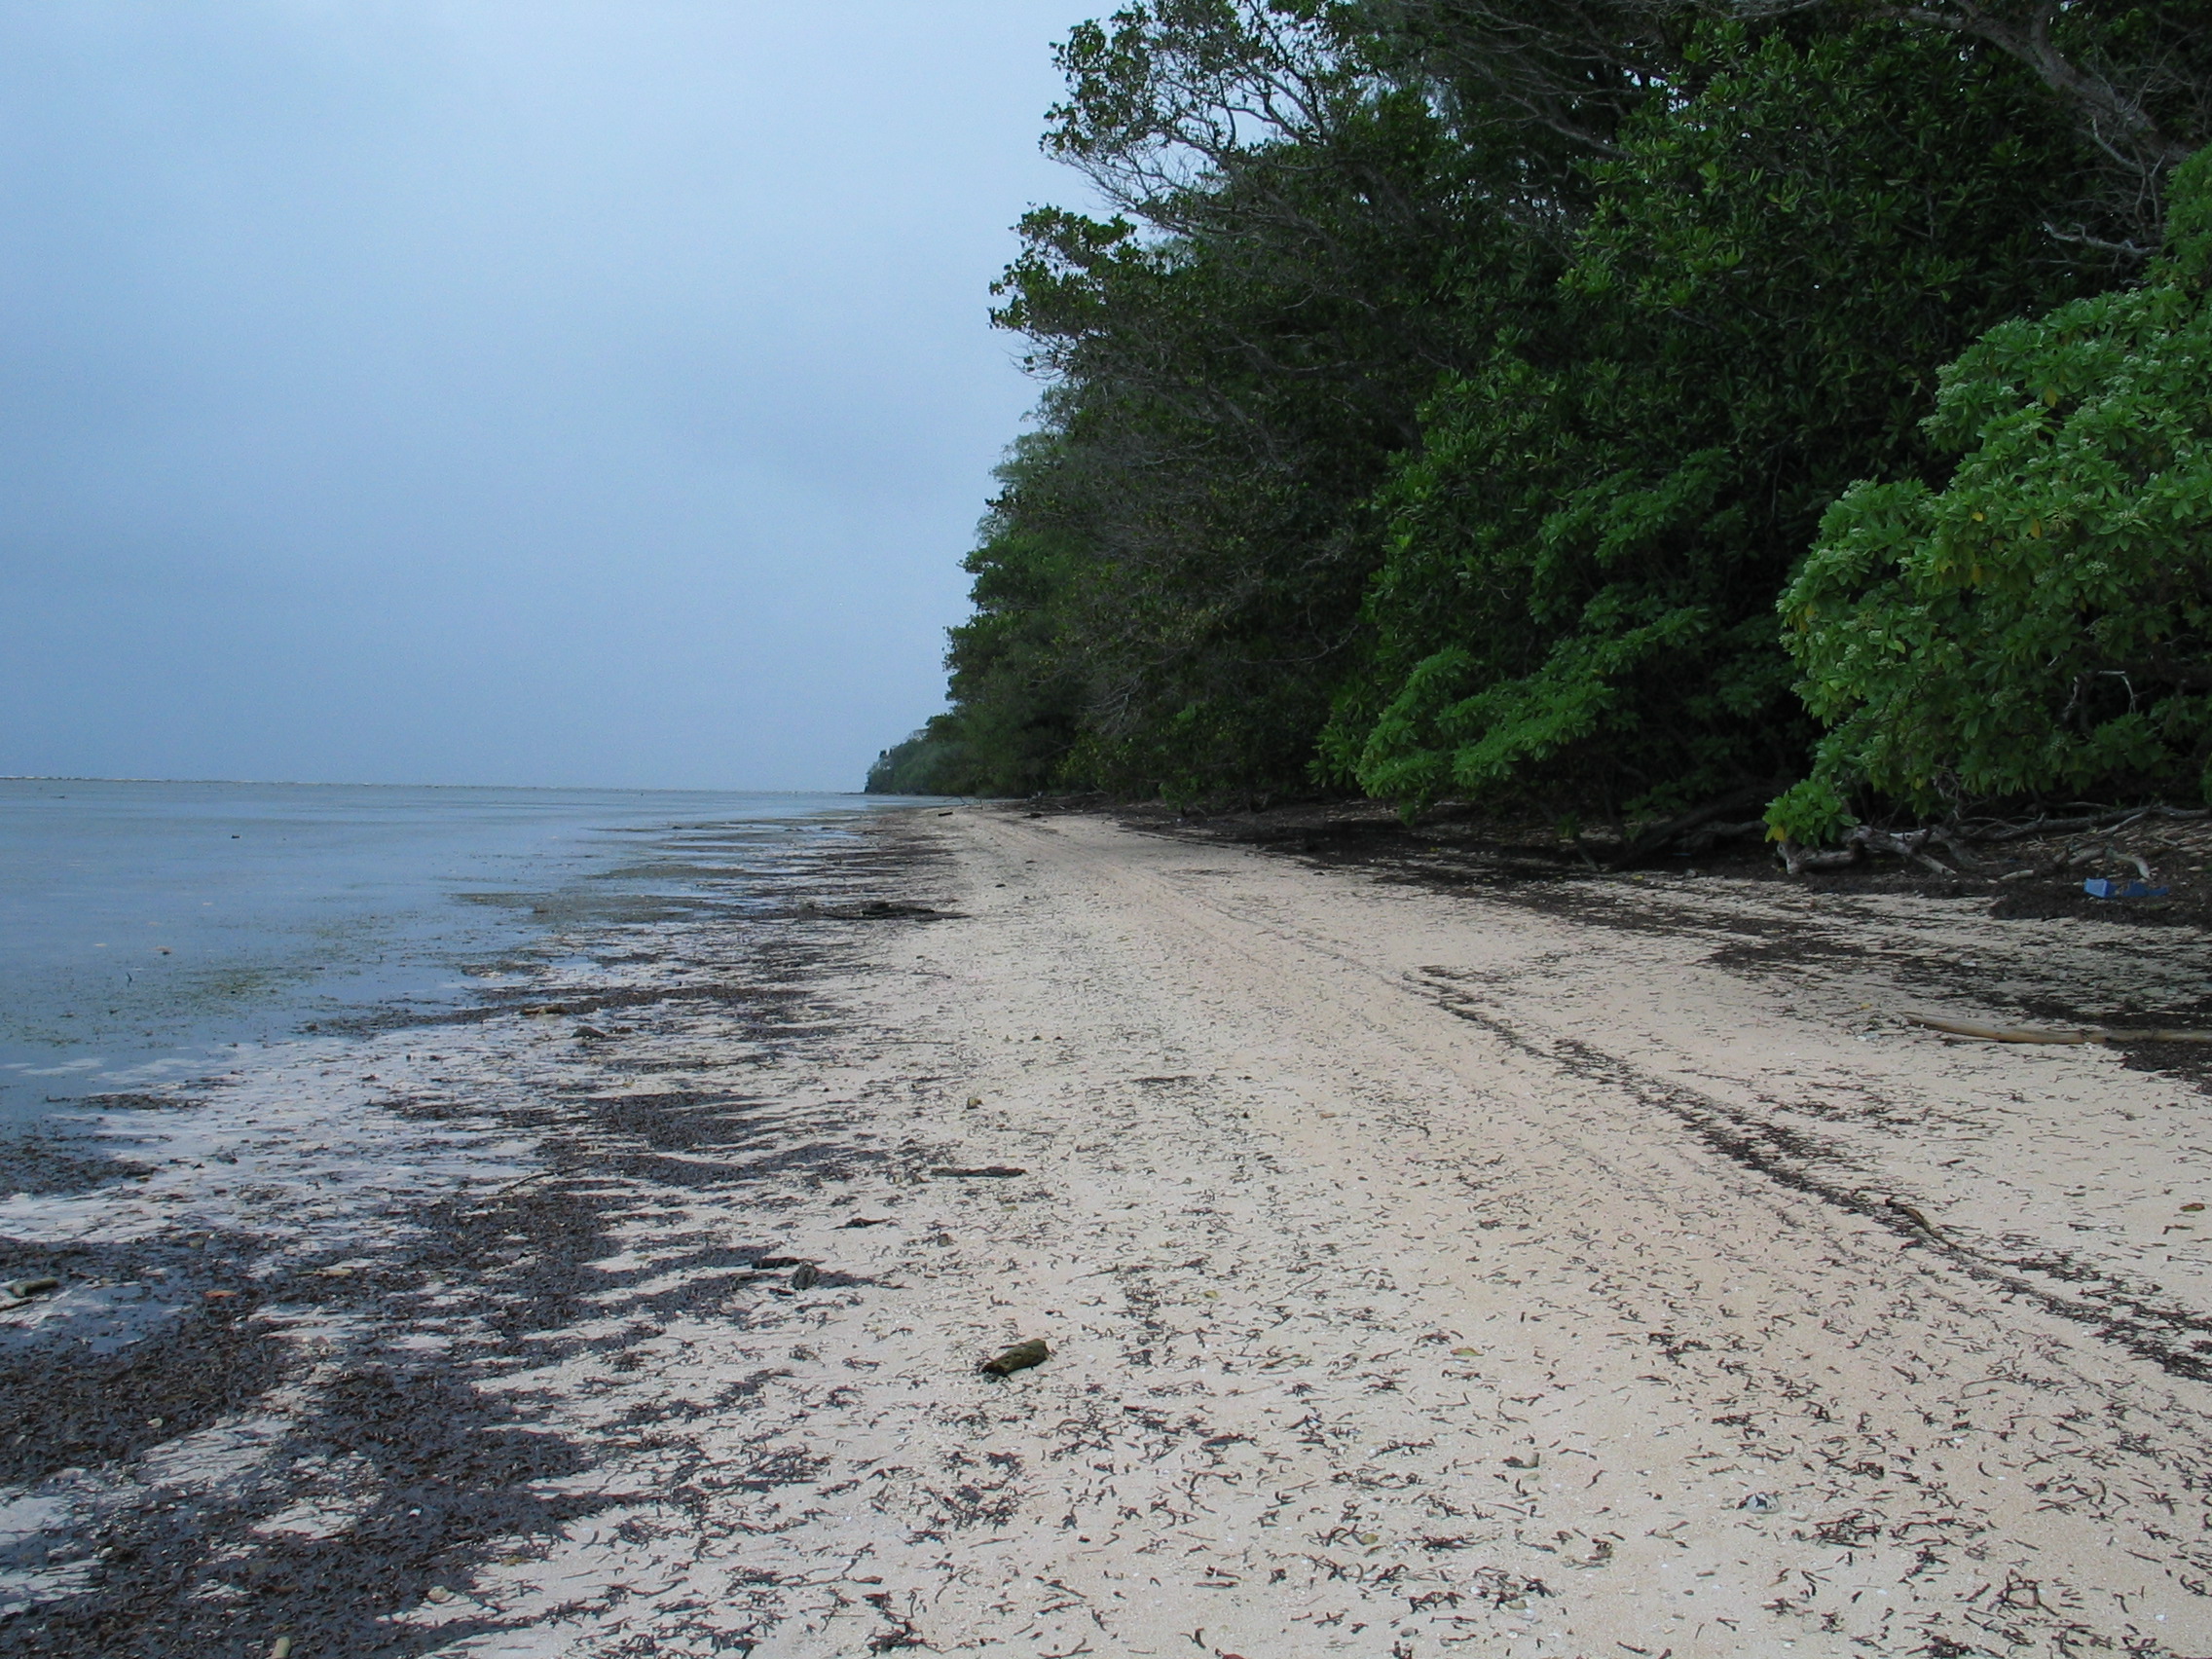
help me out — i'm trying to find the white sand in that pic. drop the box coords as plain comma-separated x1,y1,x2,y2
15,804,2212,1657
441,807,2212,1656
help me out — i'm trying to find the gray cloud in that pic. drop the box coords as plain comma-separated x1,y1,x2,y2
0,1,1096,788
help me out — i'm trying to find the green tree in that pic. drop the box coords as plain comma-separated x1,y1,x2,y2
1771,140,2212,838
865,719,975,795
1327,17,2120,817
874,1,2212,811
977,7,1560,800
929,436,1090,794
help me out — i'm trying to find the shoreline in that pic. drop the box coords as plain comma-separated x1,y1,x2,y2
0,780,896,1135
0,811,934,1655
7,803,2212,1655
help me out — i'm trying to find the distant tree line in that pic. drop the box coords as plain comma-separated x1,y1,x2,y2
867,0,2212,843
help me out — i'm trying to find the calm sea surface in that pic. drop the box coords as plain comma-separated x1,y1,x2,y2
0,779,920,1127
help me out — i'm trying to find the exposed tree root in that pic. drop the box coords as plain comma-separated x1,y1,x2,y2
1606,786,1774,868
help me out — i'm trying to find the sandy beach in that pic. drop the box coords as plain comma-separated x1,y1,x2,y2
10,803,2212,1657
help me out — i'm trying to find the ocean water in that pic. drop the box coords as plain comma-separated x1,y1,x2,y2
0,778,921,1127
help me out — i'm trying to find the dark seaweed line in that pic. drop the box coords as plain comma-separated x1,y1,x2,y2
1418,973,2212,1385
1,813,960,1658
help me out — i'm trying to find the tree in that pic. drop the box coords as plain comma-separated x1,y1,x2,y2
1771,140,2212,838
1327,15,2116,816
977,10,1558,800
865,721,975,794
1811,0,2212,254
876,0,2212,815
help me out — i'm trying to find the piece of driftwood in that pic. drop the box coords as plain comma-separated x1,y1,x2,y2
1886,1197,1947,1239
1904,1011,2212,1045
1790,823,2197,879
1926,826,1991,872
1779,800,2208,879
1965,803,2210,844
980,1338,1050,1376
1779,824,1957,876
1867,828,1956,876
2037,843,2157,879
1778,837,1859,874
930,1165,1028,1178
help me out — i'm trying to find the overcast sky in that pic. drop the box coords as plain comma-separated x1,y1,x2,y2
0,1,1101,791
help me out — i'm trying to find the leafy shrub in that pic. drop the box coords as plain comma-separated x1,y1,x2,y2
1774,143,2212,841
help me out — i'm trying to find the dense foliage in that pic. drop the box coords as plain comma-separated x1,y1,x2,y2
1771,142,2212,839
871,0,2212,826
1331,19,2115,814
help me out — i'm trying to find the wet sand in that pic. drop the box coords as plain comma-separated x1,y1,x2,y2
8,804,2212,1656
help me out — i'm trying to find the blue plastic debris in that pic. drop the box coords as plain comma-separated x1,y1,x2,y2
2083,877,2169,899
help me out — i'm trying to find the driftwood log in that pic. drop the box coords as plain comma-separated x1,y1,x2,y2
1772,803,2208,879
1610,792,2205,876
1904,1011,2212,1045
1960,803,2211,843
1777,824,1964,876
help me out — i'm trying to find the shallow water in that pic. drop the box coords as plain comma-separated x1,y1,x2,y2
0,778,926,1126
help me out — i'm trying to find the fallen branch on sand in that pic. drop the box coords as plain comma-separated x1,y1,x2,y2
1961,803,2210,843
1779,825,1968,877
1779,803,2207,879
1903,1011,2212,1046
1613,792,2208,877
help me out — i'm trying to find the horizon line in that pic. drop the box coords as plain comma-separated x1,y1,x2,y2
0,774,868,795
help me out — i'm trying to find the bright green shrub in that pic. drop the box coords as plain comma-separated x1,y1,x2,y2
1774,143,2212,840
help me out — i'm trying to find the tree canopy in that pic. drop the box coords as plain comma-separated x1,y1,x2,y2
870,0,2212,832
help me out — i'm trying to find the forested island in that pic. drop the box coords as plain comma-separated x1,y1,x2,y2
870,0,2212,848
